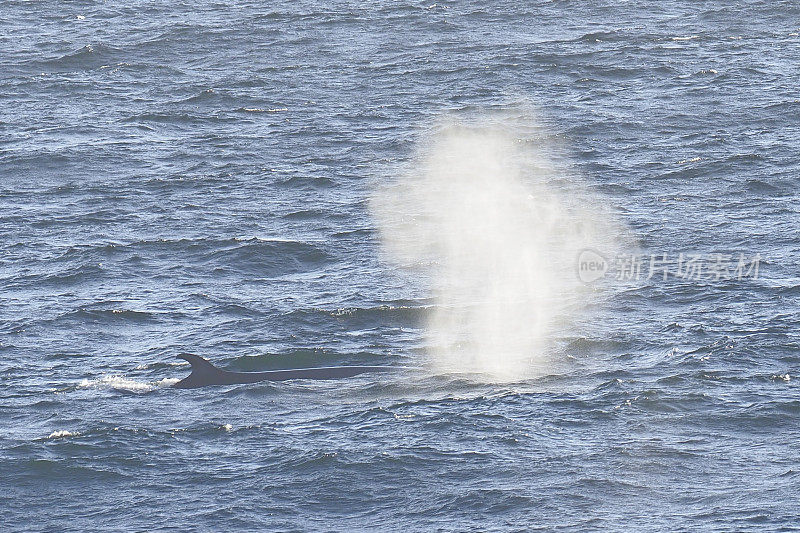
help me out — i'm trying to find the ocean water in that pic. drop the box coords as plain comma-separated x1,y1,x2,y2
2,1,799,531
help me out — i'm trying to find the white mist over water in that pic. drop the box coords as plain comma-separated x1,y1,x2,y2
372,111,631,381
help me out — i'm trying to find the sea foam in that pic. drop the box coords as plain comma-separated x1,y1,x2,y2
77,375,179,393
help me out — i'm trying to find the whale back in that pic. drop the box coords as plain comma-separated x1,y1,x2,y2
172,353,394,388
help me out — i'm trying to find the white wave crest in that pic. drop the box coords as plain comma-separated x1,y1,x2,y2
47,430,78,439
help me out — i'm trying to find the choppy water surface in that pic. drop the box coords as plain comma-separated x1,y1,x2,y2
2,1,799,531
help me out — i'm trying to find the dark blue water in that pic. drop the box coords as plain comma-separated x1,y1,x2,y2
2,1,799,531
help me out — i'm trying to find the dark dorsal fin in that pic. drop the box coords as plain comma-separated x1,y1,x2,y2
173,353,226,389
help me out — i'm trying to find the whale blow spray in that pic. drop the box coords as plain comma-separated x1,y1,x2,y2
372,112,629,380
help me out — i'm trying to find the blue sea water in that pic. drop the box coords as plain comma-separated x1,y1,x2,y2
2,1,799,531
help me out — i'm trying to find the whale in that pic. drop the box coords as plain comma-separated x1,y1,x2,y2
173,353,392,389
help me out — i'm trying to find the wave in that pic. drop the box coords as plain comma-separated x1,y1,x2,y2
45,430,79,440
120,112,240,125
236,107,288,113
283,303,429,330
25,237,332,279
744,179,785,195
60,308,156,322
572,30,623,43
273,175,336,189
10,262,106,289
204,237,331,276
35,43,124,72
